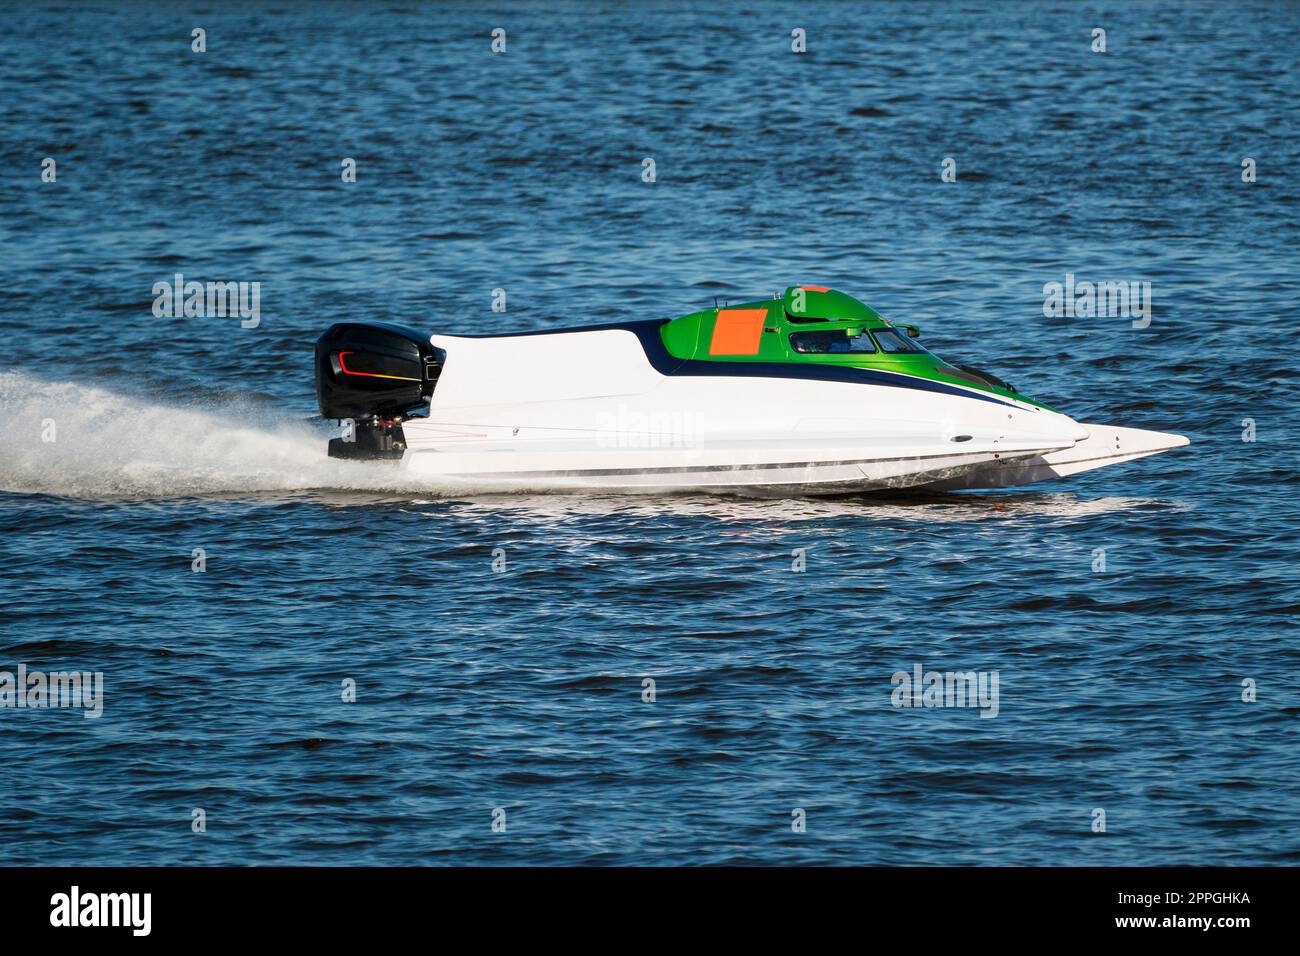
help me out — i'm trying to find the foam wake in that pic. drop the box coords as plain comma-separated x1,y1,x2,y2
0,370,446,499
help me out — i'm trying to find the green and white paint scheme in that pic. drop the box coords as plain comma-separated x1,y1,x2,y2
318,284,1188,495
660,285,1053,410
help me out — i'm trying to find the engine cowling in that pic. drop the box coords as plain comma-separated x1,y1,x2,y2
315,322,441,420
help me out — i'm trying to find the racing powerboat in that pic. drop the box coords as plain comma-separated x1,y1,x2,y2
313,285,1188,494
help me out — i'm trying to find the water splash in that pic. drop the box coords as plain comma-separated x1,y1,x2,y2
0,370,442,499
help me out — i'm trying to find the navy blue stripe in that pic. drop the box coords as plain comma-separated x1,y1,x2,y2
449,319,1020,409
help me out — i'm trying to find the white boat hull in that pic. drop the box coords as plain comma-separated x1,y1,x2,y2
398,435,1074,495
297,321,1183,496
366,325,1186,495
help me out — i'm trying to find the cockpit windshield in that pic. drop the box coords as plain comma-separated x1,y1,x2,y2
871,327,927,354
789,331,877,354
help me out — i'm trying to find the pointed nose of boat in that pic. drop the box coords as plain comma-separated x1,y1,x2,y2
1077,423,1191,457
1038,414,1189,451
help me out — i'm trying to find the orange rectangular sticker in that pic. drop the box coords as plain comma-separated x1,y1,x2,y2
709,308,768,356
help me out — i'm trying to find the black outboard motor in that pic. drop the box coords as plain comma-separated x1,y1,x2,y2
315,322,443,460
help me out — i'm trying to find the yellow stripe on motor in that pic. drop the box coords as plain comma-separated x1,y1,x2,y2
353,371,420,381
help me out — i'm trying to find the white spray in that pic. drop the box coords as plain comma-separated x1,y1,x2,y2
0,370,461,499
